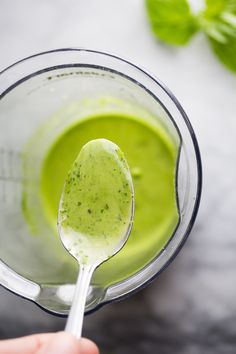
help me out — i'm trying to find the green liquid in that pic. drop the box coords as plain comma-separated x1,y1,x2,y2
59,139,133,266
39,112,180,285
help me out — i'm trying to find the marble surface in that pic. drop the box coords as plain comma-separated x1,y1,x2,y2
1,0,236,353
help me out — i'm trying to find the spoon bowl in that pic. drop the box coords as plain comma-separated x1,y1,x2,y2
58,138,134,337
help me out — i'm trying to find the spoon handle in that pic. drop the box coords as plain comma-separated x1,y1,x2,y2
65,264,95,338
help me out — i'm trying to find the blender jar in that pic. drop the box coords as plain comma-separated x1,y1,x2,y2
0,49,202,315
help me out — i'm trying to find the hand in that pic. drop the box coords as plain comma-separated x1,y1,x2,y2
0,332,99,354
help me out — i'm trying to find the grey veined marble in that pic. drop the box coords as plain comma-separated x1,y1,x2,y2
1,0,236,353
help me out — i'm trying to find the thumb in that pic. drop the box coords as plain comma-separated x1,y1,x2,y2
36,332,99,354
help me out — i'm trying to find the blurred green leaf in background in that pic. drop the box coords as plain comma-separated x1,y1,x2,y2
145,0,198,45
202,0,236,72
146,0,236,73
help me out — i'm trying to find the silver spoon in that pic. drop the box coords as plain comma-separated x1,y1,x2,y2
58,139,134,338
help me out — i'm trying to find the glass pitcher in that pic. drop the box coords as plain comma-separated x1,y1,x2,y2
0,49,202,315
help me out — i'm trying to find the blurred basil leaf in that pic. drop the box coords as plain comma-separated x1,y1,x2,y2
146,0,198,45
204,0,229,17
202,0,236,72
145,0,236,72
209,35,236,72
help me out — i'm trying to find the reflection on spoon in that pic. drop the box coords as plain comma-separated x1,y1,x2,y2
58,138,134,338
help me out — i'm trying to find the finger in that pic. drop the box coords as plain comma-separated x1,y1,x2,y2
78,338,99,354
36,332,99,354
0,333,54,354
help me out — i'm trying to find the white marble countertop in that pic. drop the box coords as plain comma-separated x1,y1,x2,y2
1,1,236,353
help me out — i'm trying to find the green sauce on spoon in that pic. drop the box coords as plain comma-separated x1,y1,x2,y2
58,138,134,337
